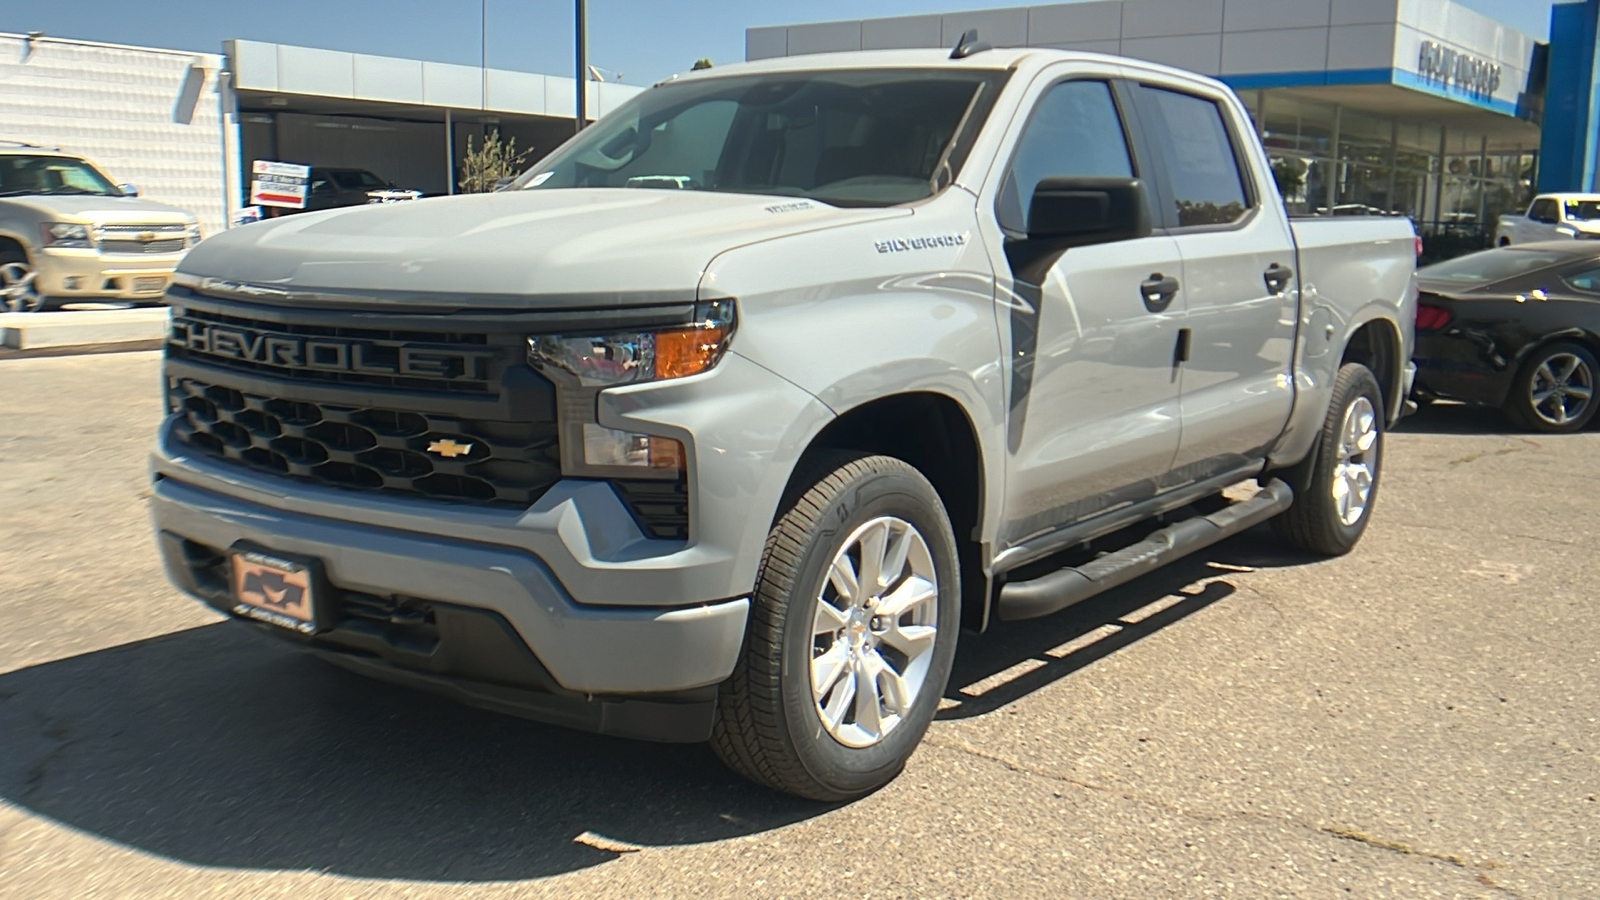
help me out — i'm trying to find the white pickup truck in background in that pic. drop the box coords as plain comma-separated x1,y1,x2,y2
1495,193,1600,245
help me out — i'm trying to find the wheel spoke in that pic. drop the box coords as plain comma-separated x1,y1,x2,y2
879,524,914,592
1566,384,1593,401
811,642,850,696
881,622,937,659
1555,355,1581,383
813,599,849,636
819,667,856,730
1537,361,1558,387
865,649,912,717
856,519,889,595
852,657,885,738
1532,387,1557,408
875,575,935,620
827,554,859,606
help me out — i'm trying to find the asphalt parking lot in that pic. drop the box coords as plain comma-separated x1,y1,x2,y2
1,350,1595,899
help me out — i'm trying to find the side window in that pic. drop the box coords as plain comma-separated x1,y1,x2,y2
1562,266,1600,293
998,80,1133,234
1141,86,1252,227
1529,199,1557,222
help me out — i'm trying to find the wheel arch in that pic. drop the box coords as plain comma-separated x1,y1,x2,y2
1340,316,1405,425
784,391,992,632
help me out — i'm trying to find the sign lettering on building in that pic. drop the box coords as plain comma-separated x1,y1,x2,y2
1417,40,1502,100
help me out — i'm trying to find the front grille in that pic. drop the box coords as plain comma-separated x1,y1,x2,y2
169,375,561,507
167,306,497,395
98,224,188,255
101,238,187,254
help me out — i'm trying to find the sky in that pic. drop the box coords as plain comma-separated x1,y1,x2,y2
5,0,1560,89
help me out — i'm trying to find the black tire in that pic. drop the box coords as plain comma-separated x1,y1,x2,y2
1505,341,1599,434
710,452,961,801
1274,363,1385,556
0,246,45,313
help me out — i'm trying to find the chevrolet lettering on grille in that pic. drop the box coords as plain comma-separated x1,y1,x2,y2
169,317,492,381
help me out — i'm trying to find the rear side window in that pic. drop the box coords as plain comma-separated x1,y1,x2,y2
1561,264,1600,293
1140,87,1252,227
997,80,1133,233
1418,247,1575,285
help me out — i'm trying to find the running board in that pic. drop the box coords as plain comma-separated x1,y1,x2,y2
996,479,1294,621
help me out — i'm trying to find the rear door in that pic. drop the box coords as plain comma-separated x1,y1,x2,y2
1129,80,1297,483
986,70,1186,552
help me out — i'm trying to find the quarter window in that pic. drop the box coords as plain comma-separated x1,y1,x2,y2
998,80,1133,234
1141,87,1252,227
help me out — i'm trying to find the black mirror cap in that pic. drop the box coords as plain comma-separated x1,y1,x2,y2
1026,177,1152,246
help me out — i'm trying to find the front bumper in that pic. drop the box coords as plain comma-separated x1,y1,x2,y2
151,475,749,736
36,247,184,299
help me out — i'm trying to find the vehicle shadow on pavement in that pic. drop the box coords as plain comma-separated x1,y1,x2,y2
941,527,1319,721
1392,402,1535,436
0,623,827,882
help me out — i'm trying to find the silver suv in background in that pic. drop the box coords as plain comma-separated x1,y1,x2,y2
0,141,201,312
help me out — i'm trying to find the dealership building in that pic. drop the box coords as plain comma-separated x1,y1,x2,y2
0,31,640,236
749,0,1551,234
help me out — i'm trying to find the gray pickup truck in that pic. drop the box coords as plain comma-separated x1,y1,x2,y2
150,41,1416,800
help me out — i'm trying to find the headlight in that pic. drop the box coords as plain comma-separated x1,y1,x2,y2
528,299,734,478
40,222,93,248
185,223,203,243
526,299,735,386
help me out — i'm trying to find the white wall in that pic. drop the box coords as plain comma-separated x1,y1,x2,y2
0,33,229,235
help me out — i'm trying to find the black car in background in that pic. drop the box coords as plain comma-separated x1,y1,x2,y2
1413,242,1600,433
303,168,421,212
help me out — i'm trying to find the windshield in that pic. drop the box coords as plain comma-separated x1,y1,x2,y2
329,170,389,190
1566,200,1600,221
514,69,1007,207
0,154,121,197
1418,247,1578,285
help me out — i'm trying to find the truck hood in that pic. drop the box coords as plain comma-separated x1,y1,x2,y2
179,189,911,307
1,194,197,225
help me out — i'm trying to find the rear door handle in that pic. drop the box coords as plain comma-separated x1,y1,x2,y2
1141,273,1180,308
1264,263,1294,294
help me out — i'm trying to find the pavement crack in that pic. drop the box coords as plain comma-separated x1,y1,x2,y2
925,736,1516,890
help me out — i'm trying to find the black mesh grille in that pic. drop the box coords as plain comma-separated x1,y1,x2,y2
166,306,497,395
169,375,560,507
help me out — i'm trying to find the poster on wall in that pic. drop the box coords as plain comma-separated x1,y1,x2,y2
249,160,310,209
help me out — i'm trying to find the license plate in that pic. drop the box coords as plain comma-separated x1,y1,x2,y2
133,276,167,293
230,547,318,634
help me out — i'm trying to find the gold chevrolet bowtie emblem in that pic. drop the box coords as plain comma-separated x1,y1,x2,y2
137,231,158,242
427,439,474,458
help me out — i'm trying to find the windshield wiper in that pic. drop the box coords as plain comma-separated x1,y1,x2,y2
42,186,96,195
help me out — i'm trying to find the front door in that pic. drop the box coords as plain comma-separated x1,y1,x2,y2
991,76,1186,553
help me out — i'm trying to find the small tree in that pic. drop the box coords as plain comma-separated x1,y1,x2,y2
691,58,713,70
458,130,531,194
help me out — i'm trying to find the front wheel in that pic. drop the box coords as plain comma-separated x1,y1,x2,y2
1274,363,1385,556
711,453,960,801
0,250,44,313
1506,341,1598,434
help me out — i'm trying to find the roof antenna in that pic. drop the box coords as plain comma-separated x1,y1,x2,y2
950,28,991,59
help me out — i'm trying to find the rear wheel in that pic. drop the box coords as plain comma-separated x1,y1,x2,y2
1506,341,1598,434
0,248,44,313
1274,363,1384,556
711,453,960,801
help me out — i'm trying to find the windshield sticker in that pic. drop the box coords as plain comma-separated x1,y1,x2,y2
764,201,813,214
528,171,555,186
874,233,969,254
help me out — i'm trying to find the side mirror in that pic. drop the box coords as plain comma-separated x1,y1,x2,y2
493,176,515,192
118,183,141,197
1026,177,1151,246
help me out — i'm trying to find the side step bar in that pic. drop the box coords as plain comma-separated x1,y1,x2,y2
996,479,1294,621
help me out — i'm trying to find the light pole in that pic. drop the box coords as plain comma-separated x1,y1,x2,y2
575,0,588,132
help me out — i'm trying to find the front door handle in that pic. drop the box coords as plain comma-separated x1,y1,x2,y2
1141,273,1180,308
1264,263,1294,294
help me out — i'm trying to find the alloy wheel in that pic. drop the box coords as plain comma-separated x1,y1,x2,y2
1528,352,1595,428
0,261,42,313
1332,395,1378,527
810,516,939,749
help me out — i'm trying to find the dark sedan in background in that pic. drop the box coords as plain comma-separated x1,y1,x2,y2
1413,242,1600,433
